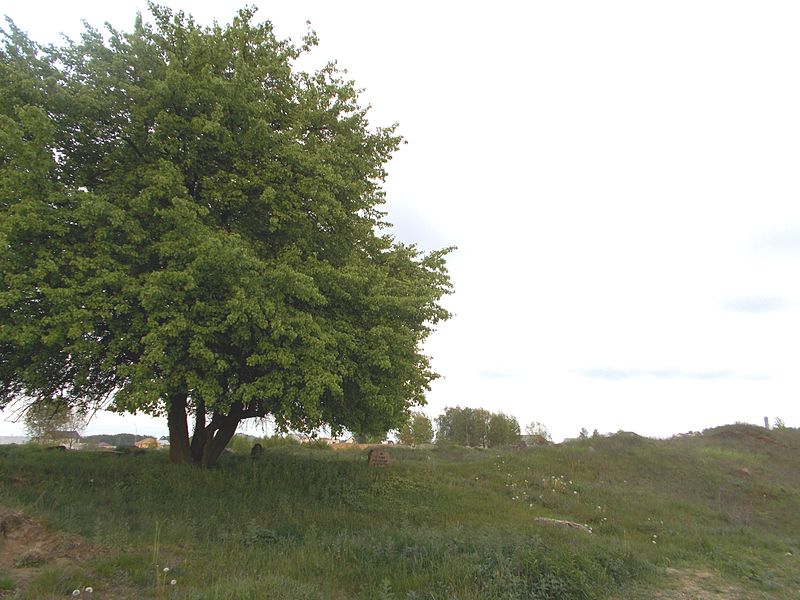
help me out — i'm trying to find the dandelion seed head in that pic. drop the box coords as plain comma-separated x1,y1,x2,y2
170,579,177,586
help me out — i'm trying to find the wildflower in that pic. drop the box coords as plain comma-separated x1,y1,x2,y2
170,579,177,585
163,567,170,573
72,591,81,597
85,588,93,593
652,540,657,544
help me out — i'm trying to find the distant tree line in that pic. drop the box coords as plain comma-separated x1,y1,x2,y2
434,407,521,448
393,407,525,448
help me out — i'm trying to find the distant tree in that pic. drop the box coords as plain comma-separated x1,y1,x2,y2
24,401,87,446
579,427,589,439
436,407,489,447
0,6,453,468
524,421,552,442
592,429,600,438
398,412,434,446
436,407,518,448
487,412,520,447
774,417,787,430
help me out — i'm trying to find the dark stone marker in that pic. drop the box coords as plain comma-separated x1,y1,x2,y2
367,448,390,467
251,443,264,458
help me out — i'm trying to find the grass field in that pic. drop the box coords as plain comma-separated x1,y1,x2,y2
0,424,798,599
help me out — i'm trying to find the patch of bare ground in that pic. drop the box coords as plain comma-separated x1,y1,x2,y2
0,505,92,595
617,568,772,599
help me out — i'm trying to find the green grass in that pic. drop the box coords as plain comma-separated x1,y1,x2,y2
0,425,799,598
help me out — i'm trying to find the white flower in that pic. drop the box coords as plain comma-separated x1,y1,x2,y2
85,587,93,593
72,591,81,597
170,579,177,585
163,567,170,573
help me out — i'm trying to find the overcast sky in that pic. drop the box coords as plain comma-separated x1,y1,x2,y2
3,1,799,441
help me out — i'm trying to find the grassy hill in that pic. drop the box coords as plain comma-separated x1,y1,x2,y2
0,424,798,599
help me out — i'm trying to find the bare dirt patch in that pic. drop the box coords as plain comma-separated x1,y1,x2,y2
619,568,769,600
0,506,93,593
657,569,750,599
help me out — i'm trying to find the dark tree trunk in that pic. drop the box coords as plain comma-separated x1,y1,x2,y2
190,398,207,464
173,399,262,468
201,417,240,468
167,392,192,464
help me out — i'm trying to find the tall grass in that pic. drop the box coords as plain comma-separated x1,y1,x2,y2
0,426,798,598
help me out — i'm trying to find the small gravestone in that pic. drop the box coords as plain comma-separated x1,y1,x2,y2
251,443,264,458
367,448,390,467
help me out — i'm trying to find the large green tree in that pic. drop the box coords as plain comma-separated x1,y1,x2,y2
0,5,452,467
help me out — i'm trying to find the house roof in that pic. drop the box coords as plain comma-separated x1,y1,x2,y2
52,430,81,439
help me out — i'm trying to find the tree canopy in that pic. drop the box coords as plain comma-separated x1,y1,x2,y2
397,411,434,446
0,4,452,466
435,407,520,448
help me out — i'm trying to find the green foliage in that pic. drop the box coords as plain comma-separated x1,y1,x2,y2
81,433,139,446
436,406,519,447
436,406,489,447
0,5,453,457
0,572,14,592
487,412,521,447
397,411,434,445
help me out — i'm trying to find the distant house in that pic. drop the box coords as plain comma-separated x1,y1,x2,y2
97,442,114,450
134,437,159,449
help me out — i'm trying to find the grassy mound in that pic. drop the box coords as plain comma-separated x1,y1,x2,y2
0,427,798,599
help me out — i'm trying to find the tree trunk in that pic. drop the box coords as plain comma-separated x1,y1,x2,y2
201,417,240,468
167,392,192,464
190,398,207,464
